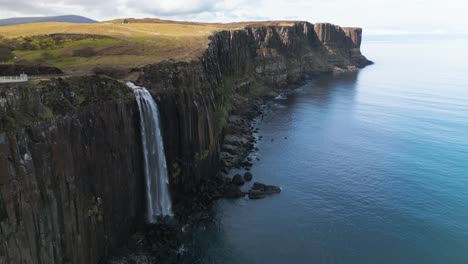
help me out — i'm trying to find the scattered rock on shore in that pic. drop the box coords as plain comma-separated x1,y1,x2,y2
232,174,245,185
264,185,281,194
222,144,240,155
248,190,266,199
249,182,281,198
223,184,245,198
252,182,266,191
244,172,253,181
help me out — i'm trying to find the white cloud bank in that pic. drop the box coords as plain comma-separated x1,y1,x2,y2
0,0,466,35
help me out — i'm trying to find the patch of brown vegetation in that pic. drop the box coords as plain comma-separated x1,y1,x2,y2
72,47,97,57
92,66,129,79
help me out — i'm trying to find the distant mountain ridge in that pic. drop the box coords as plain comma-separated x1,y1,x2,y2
0,15,97,27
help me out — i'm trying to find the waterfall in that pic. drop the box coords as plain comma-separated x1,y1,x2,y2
127,82,173,223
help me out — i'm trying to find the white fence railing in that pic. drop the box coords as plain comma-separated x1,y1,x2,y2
0,74,29,83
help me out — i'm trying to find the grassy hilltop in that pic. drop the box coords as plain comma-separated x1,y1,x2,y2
0,19,295,75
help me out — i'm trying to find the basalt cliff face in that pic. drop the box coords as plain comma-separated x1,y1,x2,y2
0,22,370,264
0,77,145,263
140,22,370,196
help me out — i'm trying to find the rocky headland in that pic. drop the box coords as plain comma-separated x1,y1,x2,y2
0,21,371,264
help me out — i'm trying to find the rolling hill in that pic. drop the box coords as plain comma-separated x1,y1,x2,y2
0,18,298,75
0,19,289,74
0,15,97,27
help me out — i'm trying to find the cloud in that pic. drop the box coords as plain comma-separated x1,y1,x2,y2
126,0,263,21
0,0,467,35
133,0,220,16
0,0,50,15
0,0,256,21
0,0,120,17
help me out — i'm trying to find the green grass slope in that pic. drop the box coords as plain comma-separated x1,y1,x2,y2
0,19,296,75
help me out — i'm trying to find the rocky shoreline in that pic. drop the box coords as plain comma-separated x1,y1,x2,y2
217,69,362,200
218,92,283,199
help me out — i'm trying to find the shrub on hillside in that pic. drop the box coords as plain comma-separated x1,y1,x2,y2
41,52,56,60
18,37,38,50
0,43,14,62
38,38,55,50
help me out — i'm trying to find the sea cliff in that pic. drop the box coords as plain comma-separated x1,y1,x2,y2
0,21,371,264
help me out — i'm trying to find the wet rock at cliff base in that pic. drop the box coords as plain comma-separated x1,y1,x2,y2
107,221,182,264
220,152,237,168
252,182,266,191
267,91,280,98
250,182,281,194
224,134,250,146
220,151,235,160
228,115,244,125
248,190,266,199
223,184,245,198
222,144,240,155
244,172,253,181
232,174,245,185
224,177,232,184
264,185,281,194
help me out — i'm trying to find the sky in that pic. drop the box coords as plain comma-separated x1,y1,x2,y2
0,0,467,35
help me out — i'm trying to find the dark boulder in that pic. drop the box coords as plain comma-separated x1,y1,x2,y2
221,144,240,155
251,182,281,194
252,182,266,191
223,184,245,198
224,177,232,184
231,174,245,185
264,185,281,194
244,172,253,181
248,190,266,199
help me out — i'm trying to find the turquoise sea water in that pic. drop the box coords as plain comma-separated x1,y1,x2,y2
186,38,468,264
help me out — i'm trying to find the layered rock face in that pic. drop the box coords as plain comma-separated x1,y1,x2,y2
313,23,370,67
0,22,371,263
138,61,222,199
0,77,145,263
141,22,371,196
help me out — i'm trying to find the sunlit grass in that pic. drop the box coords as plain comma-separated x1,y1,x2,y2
0,20,297,74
